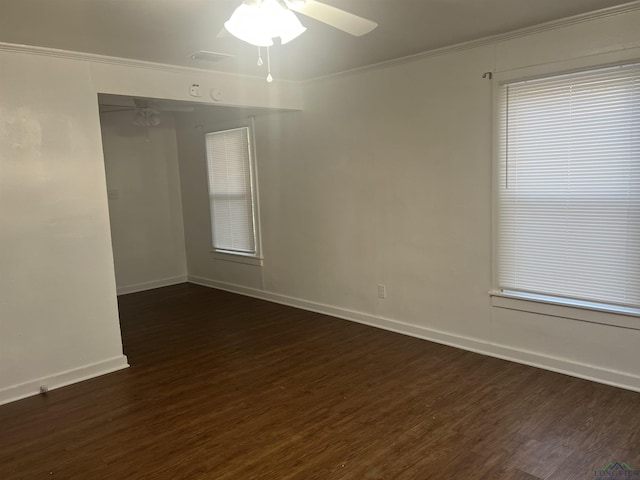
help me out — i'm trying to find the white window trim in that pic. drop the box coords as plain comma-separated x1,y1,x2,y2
210,249,264,266
489,290,640,331
490,47,640,328
205,117,263,267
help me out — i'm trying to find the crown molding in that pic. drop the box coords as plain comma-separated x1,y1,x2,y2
0,42,301,86
304,0,640,85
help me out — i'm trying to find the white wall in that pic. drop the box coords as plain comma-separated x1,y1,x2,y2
100,110,187,294
1,6,637,405
0,51,128,404
187,7,640,391
90,60,303,111
0,43,302,405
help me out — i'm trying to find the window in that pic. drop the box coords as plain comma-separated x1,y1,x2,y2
497,61,640,312
205,126,261,261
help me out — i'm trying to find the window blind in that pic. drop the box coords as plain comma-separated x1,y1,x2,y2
498,62,640,309
205,127,257,254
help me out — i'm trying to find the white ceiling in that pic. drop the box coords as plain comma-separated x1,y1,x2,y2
0,0,635,81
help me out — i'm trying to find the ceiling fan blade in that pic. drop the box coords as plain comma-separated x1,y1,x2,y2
288,0,377,36
158,106,195,113
100,107,134,114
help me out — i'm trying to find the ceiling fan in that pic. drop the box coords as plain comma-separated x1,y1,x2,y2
221,0,377,81
100,99,194,127
222,0,378,47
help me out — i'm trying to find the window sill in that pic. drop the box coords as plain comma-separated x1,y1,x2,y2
210,250,263,266
490,290,640,331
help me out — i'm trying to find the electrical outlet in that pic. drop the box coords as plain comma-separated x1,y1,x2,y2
377,284,387,299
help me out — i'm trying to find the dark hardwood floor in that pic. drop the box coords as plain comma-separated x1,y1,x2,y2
1,283,639,479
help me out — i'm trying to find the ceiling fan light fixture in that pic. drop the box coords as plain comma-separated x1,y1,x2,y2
133,109,161,128
224,3,274,46
224,0,306,47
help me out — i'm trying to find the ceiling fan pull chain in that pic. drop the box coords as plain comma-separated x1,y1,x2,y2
266,46,273,83
257,46,264,66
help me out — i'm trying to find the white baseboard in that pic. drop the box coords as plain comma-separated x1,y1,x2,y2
0,355,129,406
117,275,187,296
189,275,640,393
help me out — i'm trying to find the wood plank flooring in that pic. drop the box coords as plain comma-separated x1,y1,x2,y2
1,283,639,479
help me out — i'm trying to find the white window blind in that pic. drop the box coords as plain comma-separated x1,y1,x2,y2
205,127,257,255
498,62,640,310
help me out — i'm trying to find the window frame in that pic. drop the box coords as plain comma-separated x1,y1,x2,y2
204,117,263,267
490,47,640,330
